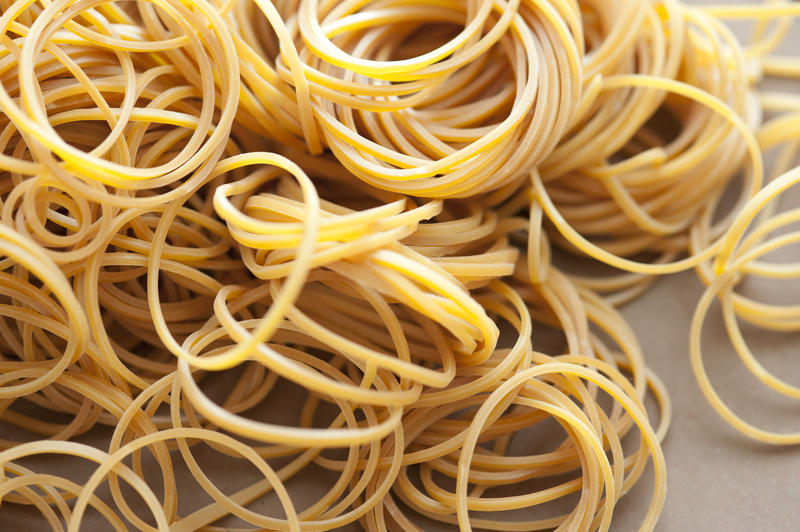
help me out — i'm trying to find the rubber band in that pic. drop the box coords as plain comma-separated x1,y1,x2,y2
2,1,800,531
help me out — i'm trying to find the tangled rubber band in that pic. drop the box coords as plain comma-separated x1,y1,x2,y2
1,0,800,531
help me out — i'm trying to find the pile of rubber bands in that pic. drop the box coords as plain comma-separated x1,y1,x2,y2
1,0,799,530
